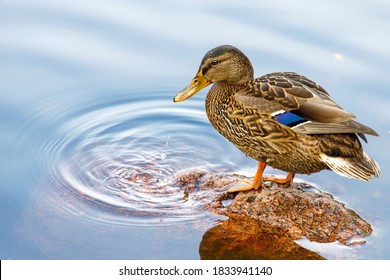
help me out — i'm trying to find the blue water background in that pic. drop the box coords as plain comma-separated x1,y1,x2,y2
1,0,389,259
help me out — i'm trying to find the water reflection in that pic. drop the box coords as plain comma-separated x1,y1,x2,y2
199,218,325,260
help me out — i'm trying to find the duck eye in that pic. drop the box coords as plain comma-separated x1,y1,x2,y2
211,60,219,66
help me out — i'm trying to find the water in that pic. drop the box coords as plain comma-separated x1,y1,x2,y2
1,0,390,259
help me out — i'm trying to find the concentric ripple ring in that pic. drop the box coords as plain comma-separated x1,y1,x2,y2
26,86,250,228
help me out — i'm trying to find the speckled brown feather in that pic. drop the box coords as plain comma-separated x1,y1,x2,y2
236,72,378,137
206,81,380,178
206,82,329,174
237,72,358,123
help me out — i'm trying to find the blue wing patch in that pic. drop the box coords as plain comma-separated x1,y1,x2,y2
274,111,308,128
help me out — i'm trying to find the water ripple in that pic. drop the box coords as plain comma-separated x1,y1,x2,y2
26,86,248,228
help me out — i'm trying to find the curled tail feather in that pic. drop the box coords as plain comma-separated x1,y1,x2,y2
320,152,381,181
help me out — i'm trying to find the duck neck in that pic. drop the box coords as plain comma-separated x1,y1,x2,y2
205,82,246,137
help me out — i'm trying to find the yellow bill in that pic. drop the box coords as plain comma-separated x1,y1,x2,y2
173,71,211,102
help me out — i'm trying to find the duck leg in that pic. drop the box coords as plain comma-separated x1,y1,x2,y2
263,172,295,187
228,162,266,193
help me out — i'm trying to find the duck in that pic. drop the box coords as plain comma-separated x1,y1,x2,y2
173,45,381,192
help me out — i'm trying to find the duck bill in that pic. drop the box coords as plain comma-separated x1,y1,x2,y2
173,72,211,102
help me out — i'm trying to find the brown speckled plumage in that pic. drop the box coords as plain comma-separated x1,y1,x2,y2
174,45,380,190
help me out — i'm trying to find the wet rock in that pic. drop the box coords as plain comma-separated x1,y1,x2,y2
174,169,372,245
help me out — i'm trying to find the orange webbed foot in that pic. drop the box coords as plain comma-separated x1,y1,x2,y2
227,179,263,193
263,172,295,187
227,162,266,193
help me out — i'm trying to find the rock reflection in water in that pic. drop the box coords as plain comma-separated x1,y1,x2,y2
199,218,325,260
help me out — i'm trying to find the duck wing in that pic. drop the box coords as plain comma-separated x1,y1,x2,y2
235,72,378,139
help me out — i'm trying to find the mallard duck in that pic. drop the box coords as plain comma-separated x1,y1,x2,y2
173,45,381,192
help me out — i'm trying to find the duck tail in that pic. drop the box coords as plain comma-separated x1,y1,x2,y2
320,152,381,181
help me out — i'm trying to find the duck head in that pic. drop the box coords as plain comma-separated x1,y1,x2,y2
173,45,254,102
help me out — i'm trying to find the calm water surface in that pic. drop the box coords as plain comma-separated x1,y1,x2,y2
1,0,389,259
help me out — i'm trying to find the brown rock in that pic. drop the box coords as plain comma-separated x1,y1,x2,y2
174,169,372,245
